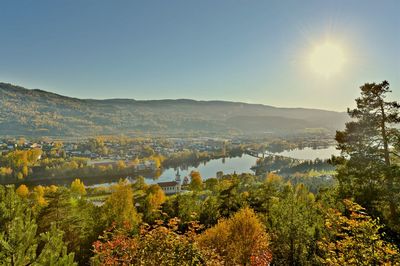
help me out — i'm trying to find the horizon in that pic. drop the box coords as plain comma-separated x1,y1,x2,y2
1,0,399,112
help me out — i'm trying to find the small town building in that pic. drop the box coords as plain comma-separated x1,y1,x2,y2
157,170,181,195
157,181,181,195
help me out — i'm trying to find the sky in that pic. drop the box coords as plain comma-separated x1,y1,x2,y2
1,0,399,111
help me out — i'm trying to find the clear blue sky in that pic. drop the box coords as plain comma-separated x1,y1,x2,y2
1,0,399,111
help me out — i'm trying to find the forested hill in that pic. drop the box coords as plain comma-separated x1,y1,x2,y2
0,82,348,137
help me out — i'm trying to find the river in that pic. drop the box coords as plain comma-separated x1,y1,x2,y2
86,146,340,187
273,146,340,160
155,146,340,182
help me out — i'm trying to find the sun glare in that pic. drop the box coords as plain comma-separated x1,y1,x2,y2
309,42,346,78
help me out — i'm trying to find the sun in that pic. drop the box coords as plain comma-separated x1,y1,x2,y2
308,41,346,78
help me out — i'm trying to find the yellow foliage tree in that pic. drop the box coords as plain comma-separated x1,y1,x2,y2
22,165,29,177
101,180,141,228
32,185,48,207
116,160,126,170
318,199,400,265
70,178,86,196
34,185,45,197
149,155,164,168
46,185,58,193
197,207,272,265
0,167,13,176
16,184,29,198
146,184,166,211
16,172,24,180
190,171,203,191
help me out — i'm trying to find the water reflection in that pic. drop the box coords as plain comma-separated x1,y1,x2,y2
10,146,340,187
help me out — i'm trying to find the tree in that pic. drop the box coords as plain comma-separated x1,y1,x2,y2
267,183,323,265
250,173,284,214
137,184,166,223
101,180,140,229
217,178,246,218
199,195,221,228
31,185,48,207
116,160,126,170
190,171,203,191
334,81,400,230
33,224,77,266
37,187,100,264
150,155,164,168
22,165,29,177
318,199,400,265
146,185,166,210
16,184,29,198
133,175,148,191
162,193,202,225
70,178,86,196
0,185,76,265
197,207,272,265
92,219,223,265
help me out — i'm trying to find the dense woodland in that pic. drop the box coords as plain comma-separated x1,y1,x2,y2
0,81,399,265
0,82,347,137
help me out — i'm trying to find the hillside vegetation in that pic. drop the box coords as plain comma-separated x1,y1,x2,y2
0,82,347,136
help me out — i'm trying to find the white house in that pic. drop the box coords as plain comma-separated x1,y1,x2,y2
157,181,181,195
157,170,182,195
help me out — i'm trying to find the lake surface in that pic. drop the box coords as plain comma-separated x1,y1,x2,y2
8,146,339,187
87,146,340,187
273,146,340,160
153,154,257,183
154,146,340,183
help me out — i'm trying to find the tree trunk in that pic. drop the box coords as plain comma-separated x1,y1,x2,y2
379,100,396,219
379,100,390,166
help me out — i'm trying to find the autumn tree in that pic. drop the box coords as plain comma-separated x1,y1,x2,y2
92,219,223,265
1,149,42,179
116,160,126,170
16,184,29,198
150,154,164,168
101,180,141,229
70,178,87,196
197,207,272,265
143,184,166,222
31,185,48,207
190,171,203,191
133,175,148,191
318,199,400,265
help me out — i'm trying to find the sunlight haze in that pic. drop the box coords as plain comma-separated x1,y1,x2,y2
308,41,346,78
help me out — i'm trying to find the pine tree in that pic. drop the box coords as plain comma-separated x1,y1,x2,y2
334,81,400,231
0,185,76,265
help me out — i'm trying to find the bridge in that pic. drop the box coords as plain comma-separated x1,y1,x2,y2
244,149,270,158
244,149,301,161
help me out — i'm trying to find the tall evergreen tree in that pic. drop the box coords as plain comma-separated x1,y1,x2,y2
334,81,400,231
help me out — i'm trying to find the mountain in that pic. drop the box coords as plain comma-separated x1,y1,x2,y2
0,82,348,137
